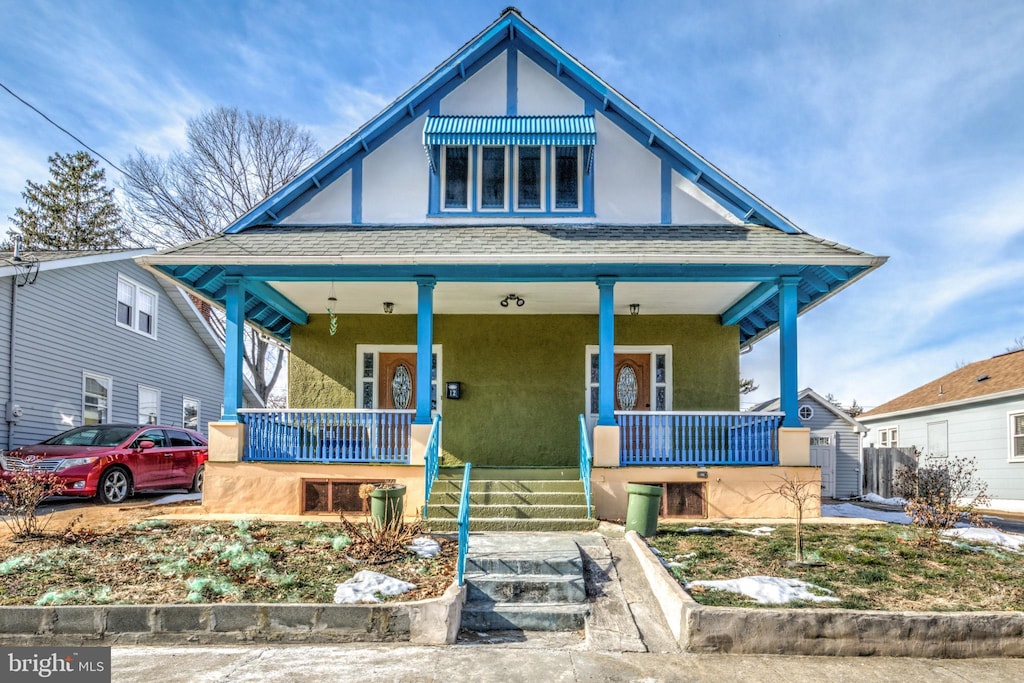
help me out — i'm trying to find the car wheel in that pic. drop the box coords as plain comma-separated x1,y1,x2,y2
97,467,131,505
189,464,205,494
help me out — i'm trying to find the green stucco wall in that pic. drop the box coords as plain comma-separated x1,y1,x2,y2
289,314,738,467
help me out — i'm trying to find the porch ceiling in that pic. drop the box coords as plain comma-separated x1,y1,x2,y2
267,280,755,316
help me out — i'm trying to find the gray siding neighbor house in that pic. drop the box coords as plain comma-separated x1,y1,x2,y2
0,249,260,452
860,350,1024,510
754,388,867,499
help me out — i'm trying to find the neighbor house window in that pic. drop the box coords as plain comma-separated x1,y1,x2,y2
798,405,814,421
183,397,200,431
1011,412,1024,461
878,427,898,448
440,145,584,213
138,385,160,425
83,372,112,425
116,275,158,338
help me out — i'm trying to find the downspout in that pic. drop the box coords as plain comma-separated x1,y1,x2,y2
7,258,18,452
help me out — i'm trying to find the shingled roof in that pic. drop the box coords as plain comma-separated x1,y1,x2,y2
150,223,879,265
861,349,1024,419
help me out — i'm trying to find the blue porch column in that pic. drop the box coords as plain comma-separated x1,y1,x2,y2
597,278,616,426
778,276,800,428
222,277,246,421
415,277,435,424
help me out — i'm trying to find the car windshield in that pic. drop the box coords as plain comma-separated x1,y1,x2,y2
42,426,138,447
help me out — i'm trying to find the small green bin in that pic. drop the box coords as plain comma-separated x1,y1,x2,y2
625,483,663,537
369,484,406,528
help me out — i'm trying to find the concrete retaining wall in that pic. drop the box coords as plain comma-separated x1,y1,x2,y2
0,583,464,647
625,531,1024,658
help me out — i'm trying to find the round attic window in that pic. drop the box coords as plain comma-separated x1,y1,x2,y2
798,405,814,421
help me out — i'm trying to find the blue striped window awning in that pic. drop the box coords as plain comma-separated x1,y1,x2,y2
423,115,596,172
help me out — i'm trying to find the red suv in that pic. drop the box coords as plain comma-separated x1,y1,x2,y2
0,424,208,504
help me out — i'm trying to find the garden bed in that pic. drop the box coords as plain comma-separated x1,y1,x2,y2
650,522,1024,611
0,517,456,606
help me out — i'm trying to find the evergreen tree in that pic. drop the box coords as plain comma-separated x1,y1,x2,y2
9,151,127,250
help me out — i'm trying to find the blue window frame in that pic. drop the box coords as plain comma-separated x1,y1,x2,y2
442,146,469,209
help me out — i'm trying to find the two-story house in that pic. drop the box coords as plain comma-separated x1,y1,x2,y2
140,9,885,522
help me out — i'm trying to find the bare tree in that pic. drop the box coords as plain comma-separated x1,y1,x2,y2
740,377,758,395
760,473,820,563
1008,336,1024,353
122,107,322,402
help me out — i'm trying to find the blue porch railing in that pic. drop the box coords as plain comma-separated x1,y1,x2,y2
578,414,593,518
617,411,784,466
456,462,472,586
422,414,443,519
239,409,415,463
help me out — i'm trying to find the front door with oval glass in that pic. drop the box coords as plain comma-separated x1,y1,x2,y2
379,353,417,410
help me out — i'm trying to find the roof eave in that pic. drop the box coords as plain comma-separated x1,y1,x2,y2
860,387,1024,422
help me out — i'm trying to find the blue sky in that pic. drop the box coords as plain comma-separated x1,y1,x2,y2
1,0,1022,409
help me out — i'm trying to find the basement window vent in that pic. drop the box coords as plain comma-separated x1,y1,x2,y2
303,479,372,514
663,482,707,518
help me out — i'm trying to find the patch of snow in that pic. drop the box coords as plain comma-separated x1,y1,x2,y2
979,499,1024,514
333,570,416,604
149,493,202,506
687,576,840,605
407,537,440,558
822,503,912,525
737,526,775,537
943,527,1024,552
860,493,907,506
683,526,717,534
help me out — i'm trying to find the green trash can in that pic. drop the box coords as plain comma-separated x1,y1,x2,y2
369,484,406,528
625,483,663,537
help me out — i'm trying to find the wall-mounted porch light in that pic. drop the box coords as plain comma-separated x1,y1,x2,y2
500,293,525,308
383,302,394,314
629,303,640,316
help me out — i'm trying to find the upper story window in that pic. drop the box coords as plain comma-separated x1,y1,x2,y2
1010,412,1024,462
117,275,158,338
426,115,594,216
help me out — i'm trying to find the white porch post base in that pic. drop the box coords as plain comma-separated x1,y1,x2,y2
209,422,245,463
593,425,621,468
778,427,810,466
409,423,432,466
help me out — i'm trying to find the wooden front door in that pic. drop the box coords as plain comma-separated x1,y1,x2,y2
378,353,417,410
614,353,651,411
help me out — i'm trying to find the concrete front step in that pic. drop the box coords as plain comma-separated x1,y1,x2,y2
427,517,599,532
431,479,586,494
431,490,587,506
465,573,586,604
430,503,593,520
460,602,588,632
438,467,579,481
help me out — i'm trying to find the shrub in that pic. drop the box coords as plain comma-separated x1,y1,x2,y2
892,455,990,543
0,459,68,539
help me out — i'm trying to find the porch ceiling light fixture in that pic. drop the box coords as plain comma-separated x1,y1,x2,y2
383,302,394,314
500,293,525,308
326,282,338,336
629,303,640,316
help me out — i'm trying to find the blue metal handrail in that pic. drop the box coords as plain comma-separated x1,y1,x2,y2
422,414,442,519
456,462,472,586
617,410,784,466
578,414,593,519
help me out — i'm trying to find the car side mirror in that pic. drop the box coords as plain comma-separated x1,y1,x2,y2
137,440,156,450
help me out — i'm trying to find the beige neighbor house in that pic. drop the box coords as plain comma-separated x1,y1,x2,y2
139,9,885,525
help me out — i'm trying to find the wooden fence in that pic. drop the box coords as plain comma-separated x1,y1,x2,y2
862,446,919,498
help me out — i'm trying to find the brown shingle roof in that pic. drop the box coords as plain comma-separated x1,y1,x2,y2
861,349,1024,418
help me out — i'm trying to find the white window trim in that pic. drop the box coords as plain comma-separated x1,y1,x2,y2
116,274,159,339
798,405,815,421
477,145,509,212
82,371,112,426
877,426,898,448
440,146,471,212
355,344,443,413
584,345,673,426
1009,411,1024,462
513,145,545,212
138,384,161,425
183,396,201,432
551,145,584,212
